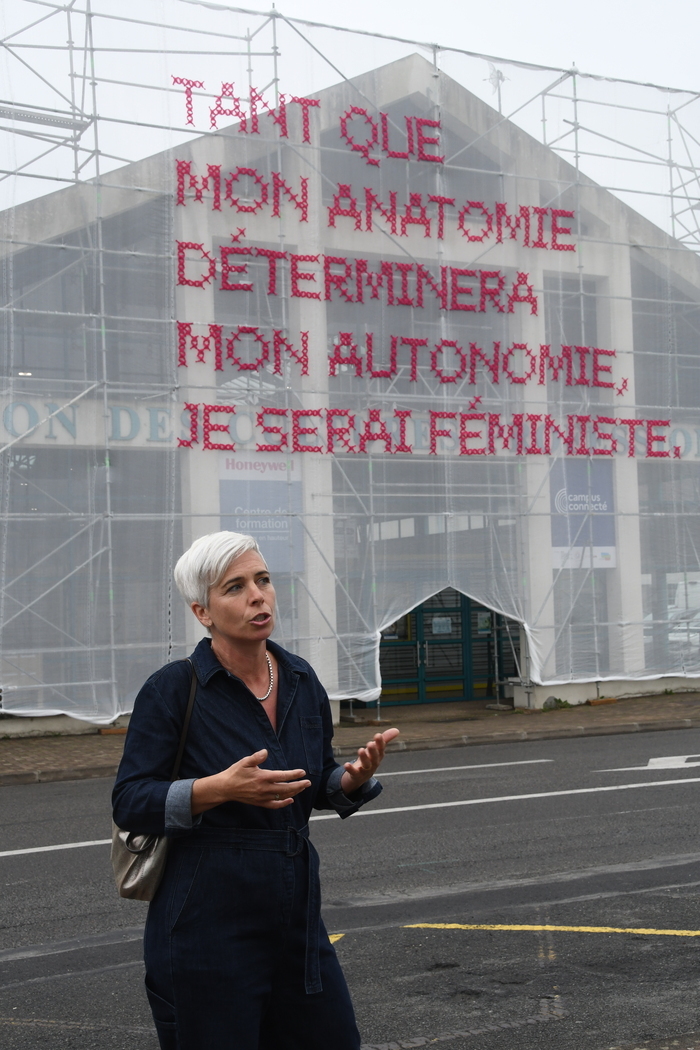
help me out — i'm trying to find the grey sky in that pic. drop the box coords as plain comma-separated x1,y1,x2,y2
274,0,699,91
1,0,699,232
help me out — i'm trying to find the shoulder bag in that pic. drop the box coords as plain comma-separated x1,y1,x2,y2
111,659,197,901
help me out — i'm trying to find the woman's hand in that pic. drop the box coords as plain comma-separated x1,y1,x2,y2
191,749,311,814
340,728,400,797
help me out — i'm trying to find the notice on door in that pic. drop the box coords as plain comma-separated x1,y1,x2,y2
432,616,452,635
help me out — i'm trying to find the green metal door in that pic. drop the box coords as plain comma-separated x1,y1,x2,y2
379,588,471,705
418,589,470,703
378,588,520,705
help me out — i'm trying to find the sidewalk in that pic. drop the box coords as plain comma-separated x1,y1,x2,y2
2,691,700,787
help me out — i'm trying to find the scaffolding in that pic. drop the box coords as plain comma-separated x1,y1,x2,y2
2,0,700,720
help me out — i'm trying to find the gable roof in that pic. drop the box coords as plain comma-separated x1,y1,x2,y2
1,50,698,292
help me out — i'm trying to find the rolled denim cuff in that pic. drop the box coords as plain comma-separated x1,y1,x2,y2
325,765,382,819
164,778,202,835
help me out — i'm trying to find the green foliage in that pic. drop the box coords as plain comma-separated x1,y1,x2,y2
543,696,573,711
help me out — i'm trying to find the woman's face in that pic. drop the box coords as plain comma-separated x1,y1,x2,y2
193,549,276,646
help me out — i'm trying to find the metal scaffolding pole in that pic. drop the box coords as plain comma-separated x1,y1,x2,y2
2,0,700,717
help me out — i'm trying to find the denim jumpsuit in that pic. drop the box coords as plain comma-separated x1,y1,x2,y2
112,638,382,1050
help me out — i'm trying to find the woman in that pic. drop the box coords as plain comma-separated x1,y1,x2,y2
112,531,398,1050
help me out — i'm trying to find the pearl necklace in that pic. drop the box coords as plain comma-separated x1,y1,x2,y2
254,652,274,701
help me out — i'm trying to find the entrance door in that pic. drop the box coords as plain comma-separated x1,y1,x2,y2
419,590,468,703
379,588,468,704
378,588,520,705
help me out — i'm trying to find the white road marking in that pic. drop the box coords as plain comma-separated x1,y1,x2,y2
310,775,700,820
378,759,553,777
0,839,110,859
5,773,700,852
0,927,145,963
598,755,700,772
322,851,700,911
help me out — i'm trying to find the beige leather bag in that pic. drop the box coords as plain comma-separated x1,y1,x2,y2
111,661,197,901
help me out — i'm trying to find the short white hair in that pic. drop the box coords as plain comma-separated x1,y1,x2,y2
174,531,265,607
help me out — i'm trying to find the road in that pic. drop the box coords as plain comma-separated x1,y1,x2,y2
3,728,700,1048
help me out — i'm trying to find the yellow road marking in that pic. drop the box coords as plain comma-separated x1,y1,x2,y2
329,933,345,943
405,923,700,937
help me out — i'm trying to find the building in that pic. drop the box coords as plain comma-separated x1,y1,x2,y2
2,45,700,723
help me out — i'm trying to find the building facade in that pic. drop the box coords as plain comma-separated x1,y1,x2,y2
2,49,700,721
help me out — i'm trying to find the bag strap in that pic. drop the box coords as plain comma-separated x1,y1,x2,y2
170,658,197,781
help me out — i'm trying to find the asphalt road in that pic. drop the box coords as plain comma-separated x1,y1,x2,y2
3,728,700,1048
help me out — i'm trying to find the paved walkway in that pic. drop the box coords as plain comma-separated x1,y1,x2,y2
2,691,700,786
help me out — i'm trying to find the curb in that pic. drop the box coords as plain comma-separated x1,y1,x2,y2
0,763,120,787
332,716,700,757
2,717,700,785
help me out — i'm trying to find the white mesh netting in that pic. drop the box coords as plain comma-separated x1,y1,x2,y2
2,1,700,719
